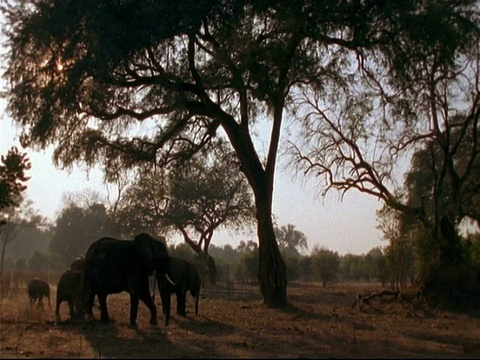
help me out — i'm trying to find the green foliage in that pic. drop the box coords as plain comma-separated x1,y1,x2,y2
28,250,49,275
365,247,389,286
4,222,50,260
298,256,313,282
274,224,308,257
50,202,111,265
339,254,369,282
47,252,67,273
0,147,31,215
208,243,241,264
310,245,340,287
283,254,301,282
210,257,230,282
168,242,197,261
232,241,259,284
15,258,26,272
1,255,15,271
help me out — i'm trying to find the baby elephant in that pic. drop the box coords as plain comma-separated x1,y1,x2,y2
27,278,51,309
156,257,201,325
55,269,83,323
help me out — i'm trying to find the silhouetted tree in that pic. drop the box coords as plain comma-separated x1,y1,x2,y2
290,2,480,306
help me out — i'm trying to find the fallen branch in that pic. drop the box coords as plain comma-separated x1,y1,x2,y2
351,287,425,313
351,290,401,310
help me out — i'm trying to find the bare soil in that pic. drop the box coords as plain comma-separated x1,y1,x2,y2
1,281,479,358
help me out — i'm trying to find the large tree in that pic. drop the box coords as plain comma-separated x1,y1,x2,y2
3,0,475,306
290,2,480,305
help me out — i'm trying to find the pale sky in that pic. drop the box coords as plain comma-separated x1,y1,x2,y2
1,97,385,255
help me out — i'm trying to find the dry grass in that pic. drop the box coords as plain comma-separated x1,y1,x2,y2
1,281,479,358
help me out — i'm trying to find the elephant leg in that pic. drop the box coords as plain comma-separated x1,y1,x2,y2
37,296,44,309
138,291,158,326
161,290,171,325
85,291,95,320
176,291,187,316
74,297,83,320
128,294,140,328
97,293,110,324
160,289,169,314
68,299,76,320
55,299,62,323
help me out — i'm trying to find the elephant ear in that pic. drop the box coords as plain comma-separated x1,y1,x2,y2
134,233,170,274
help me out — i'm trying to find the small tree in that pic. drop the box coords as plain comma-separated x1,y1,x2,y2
310,245,340,287
0,147,31,280
28,250,49,278
50,201,112,265
274,224,309,258
114,146,255,285
233,240,259,285
0,147,31,221
376,204,415,290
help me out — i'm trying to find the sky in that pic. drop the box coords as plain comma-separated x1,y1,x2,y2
1,96,385,255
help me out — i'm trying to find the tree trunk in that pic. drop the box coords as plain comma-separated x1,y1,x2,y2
423,215,480,307
0,238,7,280
256,198,287,307
206,254,217,286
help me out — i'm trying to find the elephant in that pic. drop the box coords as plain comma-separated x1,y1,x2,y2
82,232,174,328
156,257,201,326
27,278,51,309
55,269,83,324
70,256,85,272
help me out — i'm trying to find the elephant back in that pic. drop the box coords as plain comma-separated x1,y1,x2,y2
70,256,85,272
28,278,50,298
134,233,170,274
58,269,82,293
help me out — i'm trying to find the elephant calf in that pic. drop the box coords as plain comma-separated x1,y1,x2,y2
55,269,83,323
156,257,201,325
27,278,51,309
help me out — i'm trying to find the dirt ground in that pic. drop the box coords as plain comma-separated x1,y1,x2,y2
1,281,480,359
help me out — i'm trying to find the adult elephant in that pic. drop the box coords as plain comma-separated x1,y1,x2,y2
156,257,201,326
82,233,174,328
55,269,83,324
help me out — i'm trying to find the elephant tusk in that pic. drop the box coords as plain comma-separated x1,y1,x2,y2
165,273,176,286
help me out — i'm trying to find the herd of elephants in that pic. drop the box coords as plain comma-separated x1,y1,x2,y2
26,233,202,328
